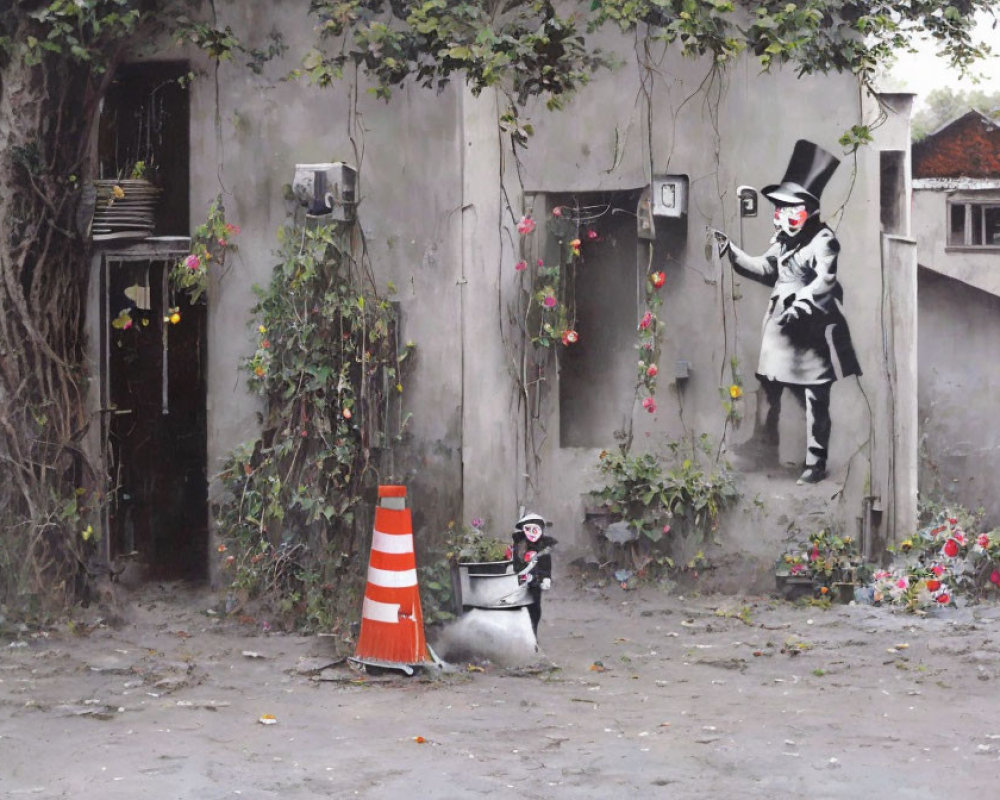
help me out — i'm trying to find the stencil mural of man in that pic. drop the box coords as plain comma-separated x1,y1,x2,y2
714,140,861,485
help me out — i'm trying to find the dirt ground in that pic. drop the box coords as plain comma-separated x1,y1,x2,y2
3,569,1000,799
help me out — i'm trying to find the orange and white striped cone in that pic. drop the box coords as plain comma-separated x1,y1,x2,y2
350,485,429,674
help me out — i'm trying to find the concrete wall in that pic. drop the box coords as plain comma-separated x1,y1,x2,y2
139,7,917,583
187,2,466,553
918,268,1000,523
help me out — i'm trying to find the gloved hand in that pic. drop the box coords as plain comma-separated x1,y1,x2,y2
710,229,730,257
540,577,552,591
777,298,813,327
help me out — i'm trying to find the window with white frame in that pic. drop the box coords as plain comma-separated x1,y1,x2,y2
948,198,1000,247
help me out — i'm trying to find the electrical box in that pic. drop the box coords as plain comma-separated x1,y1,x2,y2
292,162,357,221
652,175,688,218
738,185,758,218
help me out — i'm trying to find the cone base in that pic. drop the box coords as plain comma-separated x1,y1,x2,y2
348,656,431,676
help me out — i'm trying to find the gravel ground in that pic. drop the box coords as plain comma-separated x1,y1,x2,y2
3,576,1000,799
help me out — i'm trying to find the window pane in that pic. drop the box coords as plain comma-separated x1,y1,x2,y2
972,205,984,245
985,206,1000,245
950,204,966,245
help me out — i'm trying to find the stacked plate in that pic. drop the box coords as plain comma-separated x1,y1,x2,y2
90,179,161,242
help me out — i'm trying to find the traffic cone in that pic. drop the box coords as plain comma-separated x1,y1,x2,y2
351,485,429,674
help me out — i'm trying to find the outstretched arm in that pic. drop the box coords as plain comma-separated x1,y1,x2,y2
715,230,780,288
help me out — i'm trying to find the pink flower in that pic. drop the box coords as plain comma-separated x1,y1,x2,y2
225,223,241,235
953,530,966,545
561,330,579,345
515,260,527,272
184,254,201,271
536,259,544,267
662,525,671,535
552,207,563,218
569,238,581,256
943,538,959,558
931,564,945,576
646,364,658,377
977,533,990,549
650,271,666,288
122,318,133,330
641,396,656,413
218,237,227,247
896,577,908,589
991,570,1000,586
791,563,806,575
638,311,653,331
543,295,557,308
948,517,958,525
517,216,536,235
810,545,819,562
587,229,598,240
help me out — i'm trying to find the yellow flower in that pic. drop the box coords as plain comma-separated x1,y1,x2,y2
258,325,267,334
729,384,742,399
170,312,181,325
112,185,125,199
899,539,913,551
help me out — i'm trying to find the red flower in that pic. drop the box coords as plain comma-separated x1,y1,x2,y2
943,538,959,558
809,544,819,562
926,579,941,592
991,570,1000,586
515,260,527,272
561,330,579,345
536,259,544,267
642,396,656,413
517,216,536,235
587,229,598,240
646,364,658,377
551,207,563,218
638,311,653,331
931,564,945,576
948,517,958,525
650,271,666,288
936,593,950,604
977,533,990,548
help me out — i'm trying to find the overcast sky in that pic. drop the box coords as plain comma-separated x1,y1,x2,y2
881,13,1000,106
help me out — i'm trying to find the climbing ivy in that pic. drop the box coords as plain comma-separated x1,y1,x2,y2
213,221,411,630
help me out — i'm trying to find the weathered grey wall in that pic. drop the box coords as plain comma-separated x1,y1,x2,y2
155,7,916,583
187,2,466,569
460,36,914,568
918,268,1000,524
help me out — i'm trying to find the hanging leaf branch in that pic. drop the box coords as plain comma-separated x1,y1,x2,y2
170,197,240,303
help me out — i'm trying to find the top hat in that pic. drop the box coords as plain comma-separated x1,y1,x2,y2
762,140,840,207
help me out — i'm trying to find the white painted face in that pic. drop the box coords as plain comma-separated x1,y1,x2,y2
522,523,543,543
773,204,809,236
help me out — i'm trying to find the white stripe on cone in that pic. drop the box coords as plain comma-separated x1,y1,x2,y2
371,531,415,554
366,566,418,588
362,597,401,624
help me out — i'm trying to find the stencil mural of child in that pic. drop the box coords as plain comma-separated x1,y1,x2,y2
713,140,861,485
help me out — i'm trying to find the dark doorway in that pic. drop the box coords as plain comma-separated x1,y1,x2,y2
552,191,643,447
97,60,203,580
104,258,208,580
98,60,190,235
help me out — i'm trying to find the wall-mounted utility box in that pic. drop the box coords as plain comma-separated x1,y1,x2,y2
652,174,688,218
293,162,357,220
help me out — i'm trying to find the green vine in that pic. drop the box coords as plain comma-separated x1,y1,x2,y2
170,197,239,304
214,220,411,630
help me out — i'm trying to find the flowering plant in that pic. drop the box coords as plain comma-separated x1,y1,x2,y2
636,267,666,412
170,197,239,303
874,507,1000,608
776,528,862,588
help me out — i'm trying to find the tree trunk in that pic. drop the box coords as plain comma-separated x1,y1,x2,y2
0,44,105,610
